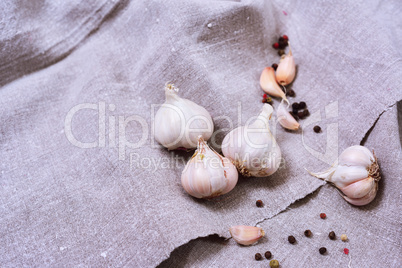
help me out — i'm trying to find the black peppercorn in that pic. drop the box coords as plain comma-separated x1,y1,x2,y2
278,37,285,42
278,49,285,56
319,247,327,255
313,125,321,133
265,251,272,259
297,111,304,119
303,109,310,117
289,111,298,121
286,88,295,97
256,200,263,207
299,101,306,109
329,231,336,240
292,102,300,110
304,230,312,237
271,63,278,70
288,235,296,244
255,253,262,260
278,40,287,49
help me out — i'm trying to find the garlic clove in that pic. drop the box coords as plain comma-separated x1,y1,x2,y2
229,225,265,246
181,136,238,199
330,165,369,188
276,44,296,86
342,183,378,206
339,177,375,199
338,145,374,167
277,100,299,130
260,67,287,99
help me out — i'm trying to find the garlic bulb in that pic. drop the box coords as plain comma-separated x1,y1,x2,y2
277,100,299,130
181,136,238,198
222,104,282,177
154,83,214,150
260,67,287,99
229,225,265,246
276,44,296,86
309,145,381,206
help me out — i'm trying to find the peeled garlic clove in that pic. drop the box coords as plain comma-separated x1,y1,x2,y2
342,183,378,206
276,44,296,86
229,225,265,246
308,145,381,206
181,136,238,198
222,104,282,177
260,67,287,99
339,177,375,199
154,83,214,150
277,100,299,130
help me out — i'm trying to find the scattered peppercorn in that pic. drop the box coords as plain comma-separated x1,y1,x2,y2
273,42,279,49
286,88,295,97
283,35,289,41
328,231,336,240
303,109,310,117
297,111,305,118
271,63,278,70
269,259,279,268
263,94,267,99
313,125,321,133
255,253,262,260
299,101,306,109
292,102,300,110
304,230,312,237
261,99,266,103
288,235,296,244
344,248,349,255
265,251,272,259
278,49,285,56
341,234,348,241
278,37,285,42
256,200,263,207
266,97,272,103
320,213,326,219
319,247,327,255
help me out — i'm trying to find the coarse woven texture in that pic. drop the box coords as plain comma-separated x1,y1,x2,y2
0,0,401,267
159,105,402,267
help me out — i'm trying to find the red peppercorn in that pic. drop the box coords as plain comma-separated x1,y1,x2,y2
344,248,349,255
320,213,326,219
263,94,267,99
273,43,279,49
256,200,263,207
283,35,288,41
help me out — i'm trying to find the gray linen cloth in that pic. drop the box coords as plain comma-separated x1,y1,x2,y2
0,0,401,267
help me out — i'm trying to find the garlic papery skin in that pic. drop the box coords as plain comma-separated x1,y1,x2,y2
229,225,265,246
181,136,238,199
222,104,282,177
276,44,296,86
154,83,214,150
277,100,299,130
260,67,287,99
308,145,381,206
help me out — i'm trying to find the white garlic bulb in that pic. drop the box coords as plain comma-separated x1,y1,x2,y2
222,104,282,177
154,83,214,150
181,136,238,199
309,145,381,206
276,44,296,86
260,67,287,99
277,100,300,130
229,225,265,246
